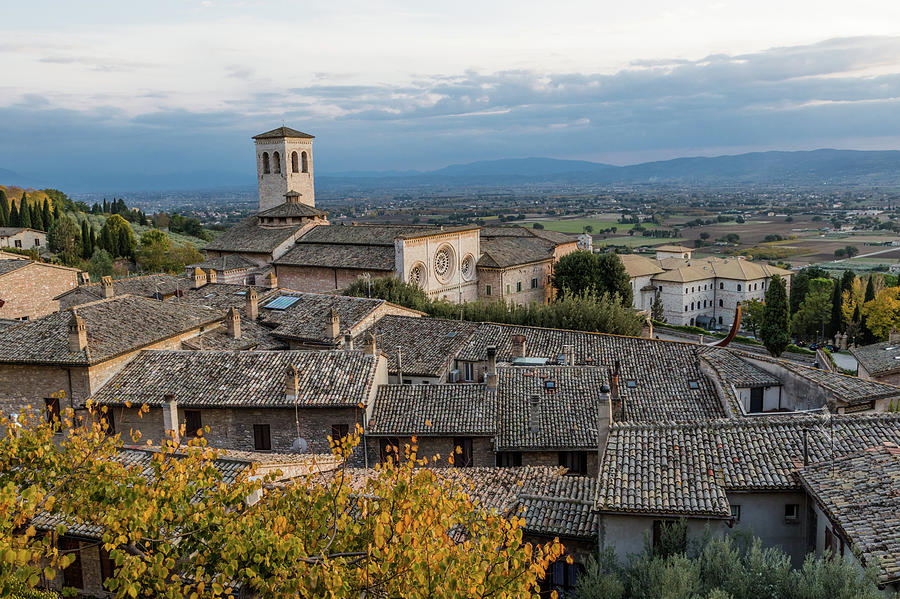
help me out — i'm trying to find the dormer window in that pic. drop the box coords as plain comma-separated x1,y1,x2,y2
544,380,556,391
688,380,700,390
625,380,637,389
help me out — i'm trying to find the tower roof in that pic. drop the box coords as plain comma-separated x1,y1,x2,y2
253,126,315,140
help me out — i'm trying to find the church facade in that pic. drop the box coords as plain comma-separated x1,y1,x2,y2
201,127,577,305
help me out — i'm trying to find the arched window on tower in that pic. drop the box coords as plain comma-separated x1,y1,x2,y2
273,151,282,174
291,151,299,173
262,152,270,174
301,151,309,173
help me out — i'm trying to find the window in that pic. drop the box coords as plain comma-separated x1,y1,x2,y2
452,437,474,467
720,282,724,289
550,559,582,594
684,288,688,294
506,284,510,295
692,286,695,293
625,380,637,389
379,437,400,462
59,537,84,589
730,505,741,521
719,299,724,307
44,397,60,424
291,151,299,173
273,151,281,174
684,305,687,312
301,151,309,173
34,238,40,246
558,451,588,475
253,424,271,451
262,152,270,174
496,452,522,467
737,284,742,291
531,278,538,289
516,281,522,292
463,362,474,382
718,316,723,324
688,380,700,390
485,285,492,296
105,409,116,435
99,546,115,583
14,240,21,248
784,503,800,523
331,423,350,450
691,302,694,310
184,410,202,437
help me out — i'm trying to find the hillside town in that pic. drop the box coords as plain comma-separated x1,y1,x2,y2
1,127,899,597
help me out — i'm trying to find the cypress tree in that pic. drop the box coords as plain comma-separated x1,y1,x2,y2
103,199,108,213
20,200,32,228
840,269,855,294
42,199,53,228
865,276,876,302
31,202,43,231
0,189,8,227
81,220,91,259
761,275,791,357
828,279,843,338
9,202,19,227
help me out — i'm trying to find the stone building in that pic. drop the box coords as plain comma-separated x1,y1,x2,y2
0,226,46,250
620,247,792,328
0,295,223,418
91,349,388,465
54,273,187,310
203,127,576,304
0,255,82,319
851,336,900,386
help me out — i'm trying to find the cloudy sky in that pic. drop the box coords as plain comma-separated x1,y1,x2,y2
2,0,900,190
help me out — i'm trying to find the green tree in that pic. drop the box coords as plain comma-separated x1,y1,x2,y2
840,270,855,294
345,275,430,311
29,202,43,232
553,251,632,306
136,228,172,272
0,189,8,227
99,214,136,259
41,199,53,229
865,276,876,302
651,290,665,323
789,270,809,315
80,220,91,259
18,196,31,229
47,216,82,264
761,275,791,357
791,278,833,342
741,298,765,339
8,202,18,228
88,248,114,280
829,276,844,337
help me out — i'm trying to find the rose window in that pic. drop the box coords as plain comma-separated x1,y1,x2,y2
434,248,451,277
409,264,426,286
461,255,474,280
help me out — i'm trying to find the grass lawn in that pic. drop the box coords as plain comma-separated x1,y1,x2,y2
597,236,686,248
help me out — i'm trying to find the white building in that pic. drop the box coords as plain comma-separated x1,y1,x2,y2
621,246,792,328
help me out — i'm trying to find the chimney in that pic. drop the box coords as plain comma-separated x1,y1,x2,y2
364,331,377,355
610,360,621,399
246,287,258,320
192,267,207,289
101,275,114,299
327,306,340,339
226,306,241,339
285,364,299,401
890,328,900,345
511,335,526,358
206,269,217,284
79,272,91,285
485,345,499,389
265,272,278,289
597,383,611,468
344,332,354,350
564,344,575,366
67,311,87,352
528,395,540,433
162,393,180,444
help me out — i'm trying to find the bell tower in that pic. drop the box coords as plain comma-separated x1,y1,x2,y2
252,126,315,212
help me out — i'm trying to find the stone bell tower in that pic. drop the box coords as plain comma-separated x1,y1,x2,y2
252,126,315,212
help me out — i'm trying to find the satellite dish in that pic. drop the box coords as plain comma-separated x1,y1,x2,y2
290,437,308,453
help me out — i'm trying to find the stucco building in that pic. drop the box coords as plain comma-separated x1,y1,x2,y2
0,226,46,250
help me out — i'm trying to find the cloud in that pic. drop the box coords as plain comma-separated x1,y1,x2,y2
1,36,900,189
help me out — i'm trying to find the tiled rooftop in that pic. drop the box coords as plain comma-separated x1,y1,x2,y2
258,291,395,343
54,274,190,309
0,259,29,276
699,347,781,388
274,242,396,271
203,215,305,254
368,384,495,435
0,296,222,365
851,340,900,377
797,443,900,585
189,255,259,272
178,284,277,312
360,315,478,377
478,237,557,268
92,349,380,408
599,414,900,518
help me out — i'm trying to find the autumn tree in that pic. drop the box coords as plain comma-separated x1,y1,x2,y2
761,275,790,357
1,405,563,598
861,287,900,341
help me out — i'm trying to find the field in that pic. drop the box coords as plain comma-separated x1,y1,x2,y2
524,216,636,234
597,236,686,248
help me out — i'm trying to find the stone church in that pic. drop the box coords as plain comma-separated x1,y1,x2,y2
202,127,577,304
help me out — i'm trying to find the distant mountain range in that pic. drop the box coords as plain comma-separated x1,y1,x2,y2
320,149,900,188
6,148,900,193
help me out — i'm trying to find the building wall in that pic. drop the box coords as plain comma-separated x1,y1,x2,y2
629,274,656,310
0,262,81,319
274,264,394,294
599,513,725,557
734,385,783,413
397,229,480,304
0,229,46,249
0,364,91,417
521,450,600,477
47,538,109,597
726,491,809,566
365,435,495,468
256,137,315,211
204,250,274,268
477,261,553,305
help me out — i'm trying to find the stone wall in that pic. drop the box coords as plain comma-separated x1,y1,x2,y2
477,260,553,305
0,262,80,319
366,436,495,468
274,264,394,294
256,137,315,211
397,229,480,303
0,229,46,250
